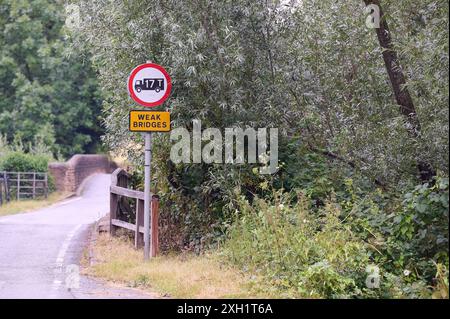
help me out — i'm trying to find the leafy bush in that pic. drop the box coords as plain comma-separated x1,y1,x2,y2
0,146,56,190
389,177,449,281
223,190,434,298
0,151,51,172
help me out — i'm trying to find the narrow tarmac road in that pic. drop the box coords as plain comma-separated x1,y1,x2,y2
0,173,153,299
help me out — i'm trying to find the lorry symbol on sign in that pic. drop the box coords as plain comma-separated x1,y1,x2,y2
135,78,164,93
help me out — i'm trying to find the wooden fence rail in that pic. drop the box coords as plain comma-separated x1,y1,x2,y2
0,171,48,205
109,168,159,257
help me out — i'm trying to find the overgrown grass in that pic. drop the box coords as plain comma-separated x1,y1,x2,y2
0,192,70,217
85,183,449,299
222,190,441,299
86,234,261,298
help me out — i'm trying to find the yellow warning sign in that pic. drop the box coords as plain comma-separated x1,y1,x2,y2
129,110,171,132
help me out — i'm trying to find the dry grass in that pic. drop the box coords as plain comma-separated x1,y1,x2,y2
86,234,260,299
0,192,70,217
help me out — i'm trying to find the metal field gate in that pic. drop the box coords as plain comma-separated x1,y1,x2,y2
0,171,48,204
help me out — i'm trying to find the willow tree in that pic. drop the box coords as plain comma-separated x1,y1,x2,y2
76,0,447,187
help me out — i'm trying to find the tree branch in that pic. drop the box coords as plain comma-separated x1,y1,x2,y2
363,0,435,182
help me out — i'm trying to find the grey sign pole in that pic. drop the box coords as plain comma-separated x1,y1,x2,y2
129,60,171,260
143,132,152,260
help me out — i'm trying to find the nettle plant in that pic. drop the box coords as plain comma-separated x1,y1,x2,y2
391,176,449,279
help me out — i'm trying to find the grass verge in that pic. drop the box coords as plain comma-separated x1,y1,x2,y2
85,234,263,299
0,192,71,217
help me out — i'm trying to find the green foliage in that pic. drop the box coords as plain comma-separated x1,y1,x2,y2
73,0,449,298
310,173,450,294
389,177,449,280
77,0,448,185
223,190,433,298
0,150,51,172
0,137,56,191
0,0,104,157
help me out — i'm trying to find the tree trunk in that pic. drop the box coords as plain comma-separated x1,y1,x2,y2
363,0,435,182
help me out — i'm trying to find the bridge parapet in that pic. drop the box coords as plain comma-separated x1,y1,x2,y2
48,154,117,193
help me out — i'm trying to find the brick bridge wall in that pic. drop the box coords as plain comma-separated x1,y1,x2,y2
48,155,117,193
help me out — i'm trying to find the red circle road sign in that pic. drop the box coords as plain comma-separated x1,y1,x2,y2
128,63,172,107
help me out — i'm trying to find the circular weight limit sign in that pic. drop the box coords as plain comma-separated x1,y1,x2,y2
128,63,172,107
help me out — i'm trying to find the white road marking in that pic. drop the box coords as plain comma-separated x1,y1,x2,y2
48,224,82,298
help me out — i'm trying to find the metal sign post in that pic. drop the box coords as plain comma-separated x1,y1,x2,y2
143,132,152,260
128,61,172,261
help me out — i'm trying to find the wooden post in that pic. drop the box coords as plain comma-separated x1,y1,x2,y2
109,168,130,237
0,177,3,206
150,195,159,257
4,172,10,202
17,173,20,200
135,199,144,248
32,172,36,199
44,173,48,199
135,199,140,248
109,168,153,253
110,171,118,237
110,192,117,236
